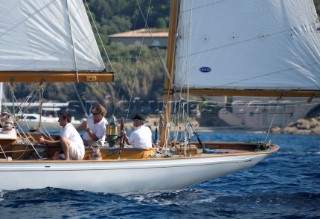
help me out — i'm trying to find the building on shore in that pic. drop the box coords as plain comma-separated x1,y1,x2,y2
109,28,168,48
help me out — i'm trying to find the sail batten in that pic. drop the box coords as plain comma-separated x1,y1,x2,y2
174,0,320,93
0,0,107,78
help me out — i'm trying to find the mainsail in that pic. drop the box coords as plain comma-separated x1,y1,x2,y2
0,0,113,82
174,0,320,95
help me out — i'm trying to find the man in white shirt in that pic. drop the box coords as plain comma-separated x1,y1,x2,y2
123,114,152,149
40,112,85,160
77,104,108,147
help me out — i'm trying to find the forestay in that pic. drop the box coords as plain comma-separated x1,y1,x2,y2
174,0,320,91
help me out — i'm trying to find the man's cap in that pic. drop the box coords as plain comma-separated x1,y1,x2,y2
131,114,145,121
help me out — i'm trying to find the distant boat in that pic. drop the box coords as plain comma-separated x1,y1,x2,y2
1,102,82,132
15,113,82,132
2,0,320,194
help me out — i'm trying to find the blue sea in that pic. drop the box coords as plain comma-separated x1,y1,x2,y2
0,132,319,219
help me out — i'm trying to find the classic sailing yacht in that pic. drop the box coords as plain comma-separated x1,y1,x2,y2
1,0,319,194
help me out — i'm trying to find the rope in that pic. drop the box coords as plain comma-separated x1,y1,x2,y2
3,82,52,159
0,144,7,159
119,0,153,121
37,83,45,130
135,0,174,87
72,83,88,117
264,98,281,143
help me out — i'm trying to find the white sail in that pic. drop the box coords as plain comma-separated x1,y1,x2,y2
0,0,104,72
175,0,320,91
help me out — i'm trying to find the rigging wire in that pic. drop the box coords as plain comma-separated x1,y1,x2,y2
121,0,153,121
84,0,115,73
264,98,280,143
2,83,47,159
5,83,41,116
37,83,45,130
169,0,195,145
136,0,198,147
134,0,184,146
72,83,88,117
3,83,52,139
134,1,174,87
84,0,120,117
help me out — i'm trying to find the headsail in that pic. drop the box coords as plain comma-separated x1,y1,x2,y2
174,0,320,96
0,0,113,82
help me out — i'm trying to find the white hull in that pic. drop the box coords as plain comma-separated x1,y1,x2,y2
0,153,268,194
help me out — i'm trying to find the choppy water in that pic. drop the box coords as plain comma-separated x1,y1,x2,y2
0,132,319,219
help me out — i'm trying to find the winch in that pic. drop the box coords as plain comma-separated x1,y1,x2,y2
106,115,119,147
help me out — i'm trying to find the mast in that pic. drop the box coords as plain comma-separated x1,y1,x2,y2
160,0,180,146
